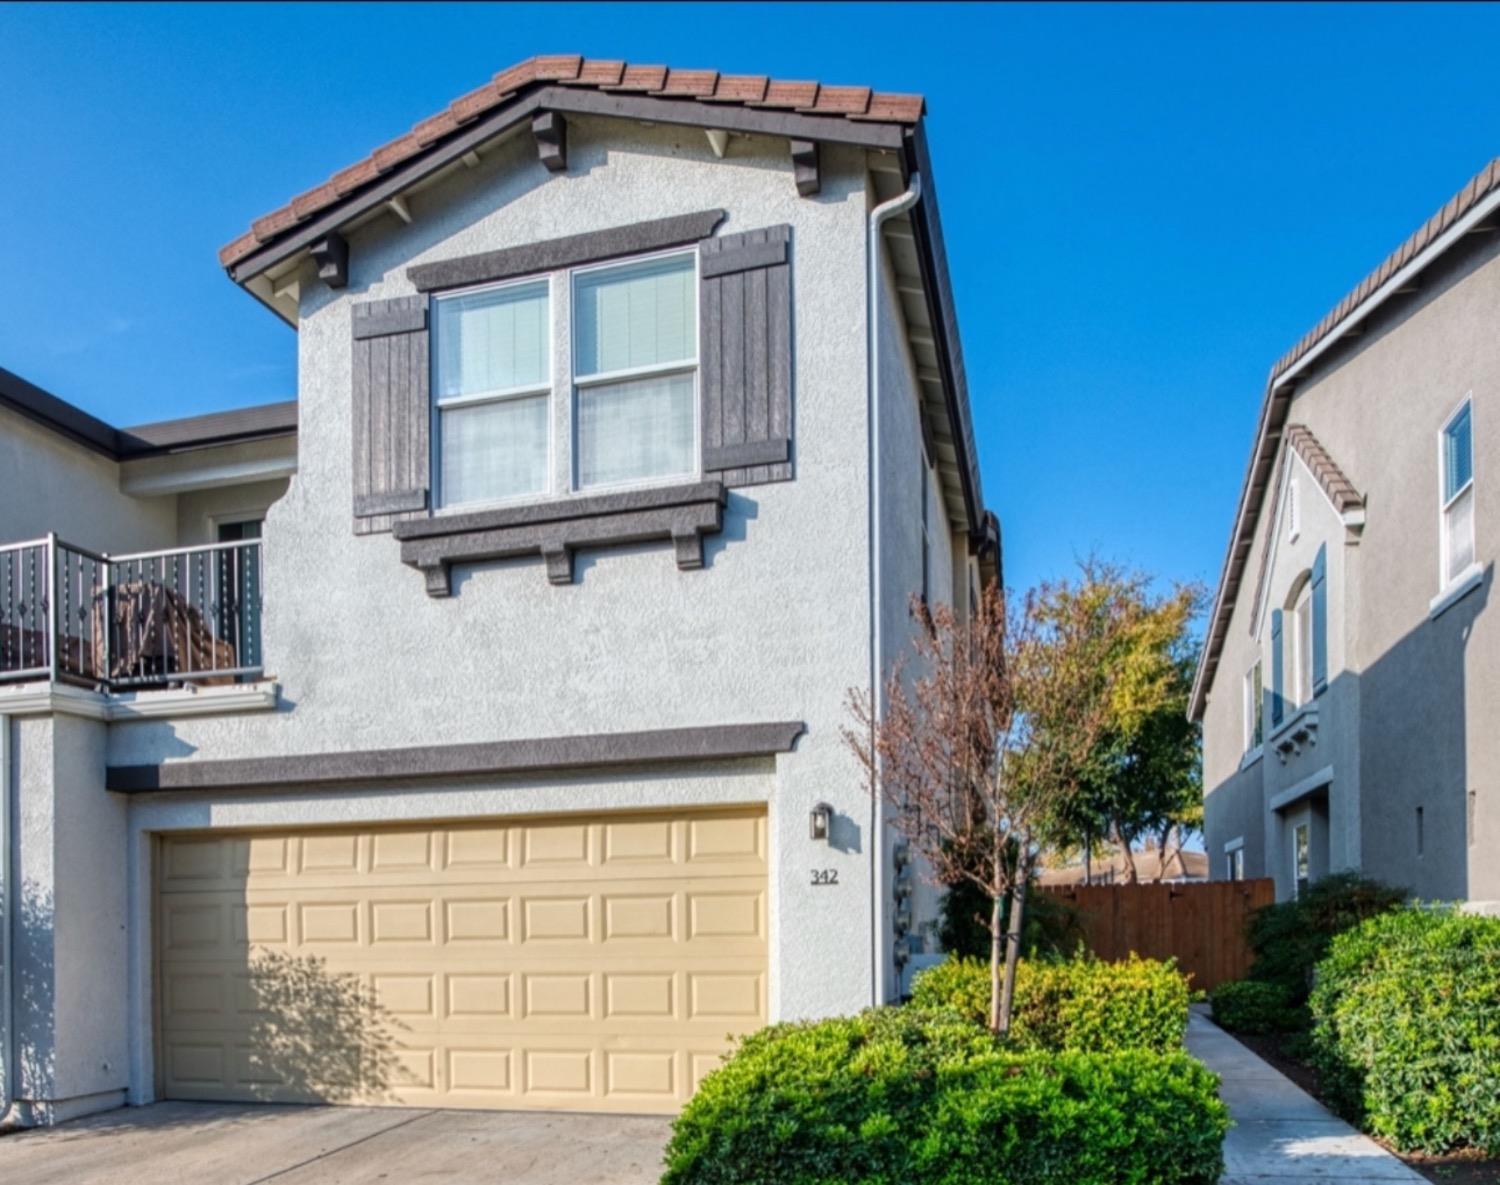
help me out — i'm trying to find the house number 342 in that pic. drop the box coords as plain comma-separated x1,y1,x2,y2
810,869,839,886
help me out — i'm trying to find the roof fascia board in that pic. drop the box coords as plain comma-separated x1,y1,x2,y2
117,399,299,457
905,123,983,534
227,86,907,287
1189,179,1500,721
0,366,120,457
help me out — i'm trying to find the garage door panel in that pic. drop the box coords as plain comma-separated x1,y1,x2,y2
158,807,766,1114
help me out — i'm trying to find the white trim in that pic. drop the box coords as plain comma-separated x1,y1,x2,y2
1429,560,1484,620
1269,763,1334,813
1222,836,1245,853
0,680,280,721
118,452,297,497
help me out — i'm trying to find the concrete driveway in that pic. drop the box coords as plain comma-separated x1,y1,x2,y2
0,1102,673,1184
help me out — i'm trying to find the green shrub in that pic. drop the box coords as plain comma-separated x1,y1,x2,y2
939,877,1085,960
1209,979,1301,1035
661,1008,1229,1185
1308,906,1500,1154
910,953,1190,1053
1246,871,1407,1004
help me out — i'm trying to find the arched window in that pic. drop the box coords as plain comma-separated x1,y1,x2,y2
1291,578,1314,706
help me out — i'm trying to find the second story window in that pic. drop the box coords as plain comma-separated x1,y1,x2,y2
1243,660,1263,752
1441,398,1475,586
573,253,697,490
433,279,551,507
1292,579,1314,706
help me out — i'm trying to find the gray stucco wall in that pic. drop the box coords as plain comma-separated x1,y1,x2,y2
175,478,290,545
1202,230,1500,903
0,407,176,554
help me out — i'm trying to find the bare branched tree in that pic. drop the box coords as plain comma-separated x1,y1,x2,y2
845,564,1140,1036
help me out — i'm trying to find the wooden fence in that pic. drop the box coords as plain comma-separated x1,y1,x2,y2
1037,879,1275,991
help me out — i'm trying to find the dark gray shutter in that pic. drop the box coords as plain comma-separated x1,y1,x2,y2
1311,544,1328,694
1270,608,1285,726
699,224,792,487
351,295,430,535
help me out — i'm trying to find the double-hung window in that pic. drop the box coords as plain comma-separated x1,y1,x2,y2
1441,399,1475,587
572,253,697,490
432,279,551,507
1243,660,1263,752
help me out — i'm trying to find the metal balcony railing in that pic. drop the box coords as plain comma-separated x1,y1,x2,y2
0,534,263,690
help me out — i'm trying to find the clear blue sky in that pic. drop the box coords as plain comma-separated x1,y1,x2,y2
4,2,1496,596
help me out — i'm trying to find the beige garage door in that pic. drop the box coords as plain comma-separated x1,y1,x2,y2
156,807,767,1113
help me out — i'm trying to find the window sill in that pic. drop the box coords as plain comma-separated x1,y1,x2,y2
1239,745,1264,771
394,480,727,596
1268,704,1319,764
1429,562,1484,621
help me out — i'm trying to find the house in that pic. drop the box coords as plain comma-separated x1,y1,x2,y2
0,55,997,1126
1036,845,1208,887
1194,158,1499,907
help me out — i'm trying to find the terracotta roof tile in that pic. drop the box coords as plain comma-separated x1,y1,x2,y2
221,55,926,269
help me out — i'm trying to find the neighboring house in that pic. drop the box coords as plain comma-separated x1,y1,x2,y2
0,56,997,1125
1037,846,1208,887
1194,158,1500,907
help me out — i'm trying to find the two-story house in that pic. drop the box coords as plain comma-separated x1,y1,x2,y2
0,56,997,1126
1195,158,1498,908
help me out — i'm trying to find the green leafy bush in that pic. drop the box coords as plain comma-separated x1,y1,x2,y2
1209,979,1300,1035
661,1008,1229,1185
910,953,1190,1053
1308,906,1500,1154
1246,871,1406,1004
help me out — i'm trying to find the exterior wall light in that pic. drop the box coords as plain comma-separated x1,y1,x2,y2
810,802,833,842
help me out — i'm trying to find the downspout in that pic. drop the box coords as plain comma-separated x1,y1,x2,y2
867,172,923,1006
0,714,12,1120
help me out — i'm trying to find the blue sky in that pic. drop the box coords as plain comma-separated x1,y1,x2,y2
3,2,1497,596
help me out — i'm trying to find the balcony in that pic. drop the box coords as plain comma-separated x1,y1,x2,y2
0,535,263,690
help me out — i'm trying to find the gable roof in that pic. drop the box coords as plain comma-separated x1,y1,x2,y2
1190,157,1500,720
1246,424,1365,631
219,55,925,272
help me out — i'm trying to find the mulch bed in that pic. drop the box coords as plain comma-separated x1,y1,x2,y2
1232,1030,1500,1185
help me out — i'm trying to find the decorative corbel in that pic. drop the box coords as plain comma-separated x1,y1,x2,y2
533,111,567,174
309,232,349,289
790,139,820,197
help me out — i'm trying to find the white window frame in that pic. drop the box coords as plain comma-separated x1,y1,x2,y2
1438,394,1477,593
1292,820,1311,898
1243,660,1263,755
430,274,555,512
569,247,701,496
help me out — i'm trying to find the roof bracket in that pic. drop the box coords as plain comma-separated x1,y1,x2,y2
309,232,348,290
533,110,567,173
790,139,820,197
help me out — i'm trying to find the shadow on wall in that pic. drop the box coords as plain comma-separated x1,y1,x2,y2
12,883,56,1109
234,950,409,1105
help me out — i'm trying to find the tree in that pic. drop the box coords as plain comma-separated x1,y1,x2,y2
844,564,1139,1036
1057,575,1204,884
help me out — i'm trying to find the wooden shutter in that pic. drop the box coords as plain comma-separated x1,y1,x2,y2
351,295,430,535
1270,608,1285,726
699,225,792,487
1311,544,1328,694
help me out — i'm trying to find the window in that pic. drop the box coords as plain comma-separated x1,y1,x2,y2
1416,805,1425,857
1226,848,1244,881
1292,581,1314,707
1243,660,1263,752
1292,822,1310,898
572,253,697,490
1441,399,1475,586
432,279,551,507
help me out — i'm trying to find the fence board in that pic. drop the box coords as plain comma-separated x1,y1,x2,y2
1037,879,1274,991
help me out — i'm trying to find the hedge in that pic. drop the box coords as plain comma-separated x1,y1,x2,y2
1308,906,1500,1154
661,1008,1229,1185
910,953,1190,1053
1209,979,1301,1036
1245,871,1406,1004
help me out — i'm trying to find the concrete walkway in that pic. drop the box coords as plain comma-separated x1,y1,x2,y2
1186,1008,1424,1183
0,1101,672,1185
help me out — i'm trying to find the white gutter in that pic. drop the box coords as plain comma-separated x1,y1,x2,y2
1,714,12,1119
1189,180,1500,721
867,173,922,1006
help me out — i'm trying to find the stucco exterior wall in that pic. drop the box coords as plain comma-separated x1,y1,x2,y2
175,478,290,545
0,407,176,553
1202,230,1500,902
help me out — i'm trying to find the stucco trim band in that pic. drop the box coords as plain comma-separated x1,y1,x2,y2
394,480,727,594
1269,764,1334,813
105,720,806,793
407,209,726,292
